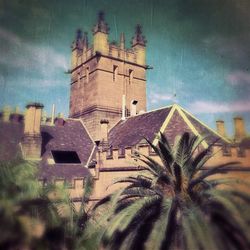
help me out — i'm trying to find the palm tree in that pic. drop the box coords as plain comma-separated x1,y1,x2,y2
93,132,250,250
56,176,103,250
0,157,65,249
0,157,100,250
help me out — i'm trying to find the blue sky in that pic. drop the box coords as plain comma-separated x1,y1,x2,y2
0,0,250,136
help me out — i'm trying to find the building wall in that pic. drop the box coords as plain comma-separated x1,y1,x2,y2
69,41,146,141
86,144,250,200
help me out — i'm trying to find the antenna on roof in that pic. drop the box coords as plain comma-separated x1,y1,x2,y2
122,95,126,120
51,104,55,126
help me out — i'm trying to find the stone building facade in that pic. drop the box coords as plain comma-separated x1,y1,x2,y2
69,12,147,141
0,12,250,203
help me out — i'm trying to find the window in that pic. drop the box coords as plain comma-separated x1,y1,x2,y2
86,67,89,83
118,147,125,158
106,147,113,159
113,65,118,82
129,69,133,84
77,72,81,88
51,150,81,164
238,147,246,157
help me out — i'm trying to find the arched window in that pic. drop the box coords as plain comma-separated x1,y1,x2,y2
129,69,133,84
113,65,118,82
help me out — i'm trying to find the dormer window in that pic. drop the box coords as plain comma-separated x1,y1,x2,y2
51,150,81,164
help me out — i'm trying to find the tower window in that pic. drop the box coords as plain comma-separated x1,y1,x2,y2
86,67,89,83
113,65,118,82
129,69,133,84
77,72,81,88
51,150,81,164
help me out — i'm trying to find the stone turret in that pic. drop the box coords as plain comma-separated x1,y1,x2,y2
92,11,109,55
69,12,147,141
71,29,83,69
82,32,88,51
120,32,125,50
132,25,147,65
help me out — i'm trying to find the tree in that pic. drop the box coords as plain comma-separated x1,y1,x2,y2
0,158,100,250
0,157,65,249
94,132,250,250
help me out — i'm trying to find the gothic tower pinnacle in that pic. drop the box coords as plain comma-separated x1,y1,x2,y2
69,12,148,141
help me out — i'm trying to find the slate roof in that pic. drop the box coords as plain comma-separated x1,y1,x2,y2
41,119,94,164
38,164,91,182
109,106,172,148
40,119,95,181
180,108,228,145
0,119,94,181
0,121,24,161
108,104,229,148
240,137,250,149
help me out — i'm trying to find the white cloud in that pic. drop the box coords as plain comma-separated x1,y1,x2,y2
203,34,250,66
227,70,250,86
189,100,250,114
149,91,177,104
0,27,21,45
0,27,68,77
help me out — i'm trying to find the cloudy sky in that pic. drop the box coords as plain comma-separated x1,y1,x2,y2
0,0,250,136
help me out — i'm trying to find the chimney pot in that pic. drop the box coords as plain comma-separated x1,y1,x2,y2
234,116,246,142
216,120,226,137
100,119,109,142
21,102,44,159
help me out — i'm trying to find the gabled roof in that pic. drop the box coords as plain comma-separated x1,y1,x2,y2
41,119,95,166
0,119,94,181
108,106,172,148
109,104,230,149
39,119,95,181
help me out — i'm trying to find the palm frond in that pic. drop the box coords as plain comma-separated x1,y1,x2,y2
160,197,179,250
183,206,219,250
188,161,240,191
92,194,112,211
173,162,183,192
145,135,173,174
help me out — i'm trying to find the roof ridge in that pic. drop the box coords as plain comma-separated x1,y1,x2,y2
66,118,97,168
108,104,174,136
175,105,209,148
119,103,176,121
152,104,177,145
126,104,174,119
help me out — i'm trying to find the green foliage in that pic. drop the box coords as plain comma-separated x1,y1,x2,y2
95,132,250,250
0,158,100,250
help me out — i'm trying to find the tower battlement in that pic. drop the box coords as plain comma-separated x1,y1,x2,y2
69,12,147,141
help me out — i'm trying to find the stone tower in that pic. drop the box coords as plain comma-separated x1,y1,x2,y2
69,12,147,141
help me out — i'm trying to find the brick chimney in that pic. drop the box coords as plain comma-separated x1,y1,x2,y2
216,120,226,137
21,102,44,159
234,117,246,142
